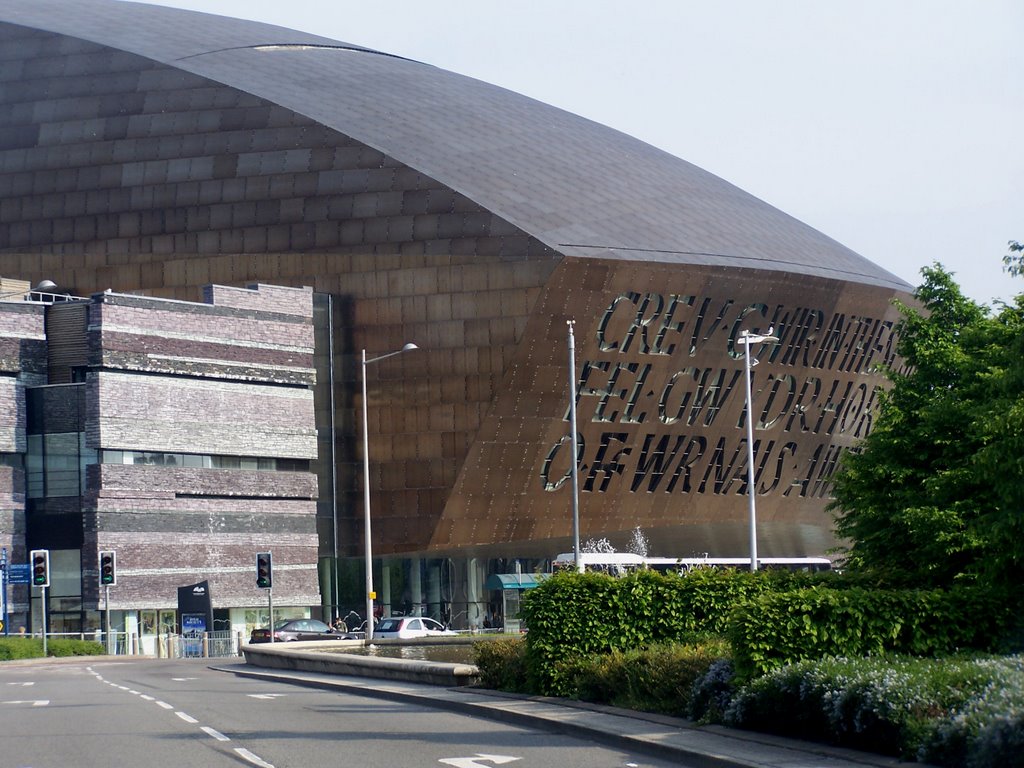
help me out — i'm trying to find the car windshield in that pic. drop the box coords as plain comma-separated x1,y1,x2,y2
376,619,402,631
273,619,294,629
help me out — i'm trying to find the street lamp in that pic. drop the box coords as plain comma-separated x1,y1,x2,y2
567,320,582,573
361,342,418,641
736,327,779,572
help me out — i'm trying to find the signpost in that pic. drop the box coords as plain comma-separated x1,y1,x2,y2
1,547,7,636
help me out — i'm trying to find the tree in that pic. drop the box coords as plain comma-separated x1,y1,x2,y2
829,255,1024,588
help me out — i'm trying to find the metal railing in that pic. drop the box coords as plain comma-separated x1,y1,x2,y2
39,630,244,658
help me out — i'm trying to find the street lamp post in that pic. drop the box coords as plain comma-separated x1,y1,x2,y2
361,342,417,641
736,327,779,572
567,320,582,573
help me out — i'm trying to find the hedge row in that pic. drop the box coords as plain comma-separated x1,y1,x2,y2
0,637,106,660
520,569,1014,693
729,584,1014,678
520,568,814,694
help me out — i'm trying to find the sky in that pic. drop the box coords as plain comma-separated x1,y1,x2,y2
142,0,1022,306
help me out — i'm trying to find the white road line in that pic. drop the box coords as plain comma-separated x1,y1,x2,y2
175,711,199,724
140,694,156,701
156,701,174,709
234,747,275,768
202,726,230,742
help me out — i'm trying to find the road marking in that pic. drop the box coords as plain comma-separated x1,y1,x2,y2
88,670,272,767
439,755,521,768
235,747,275,767
247,693,286,700
5,682,34,686
1,700,49,707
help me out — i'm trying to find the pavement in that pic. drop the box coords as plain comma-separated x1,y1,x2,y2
215,661,928,768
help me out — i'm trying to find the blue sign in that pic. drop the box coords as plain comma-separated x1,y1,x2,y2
6,564,29,584
181,613,207,658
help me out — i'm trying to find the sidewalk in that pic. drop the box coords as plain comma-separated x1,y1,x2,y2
216,662,926,768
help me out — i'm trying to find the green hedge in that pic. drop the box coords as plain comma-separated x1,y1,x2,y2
0,637,106,660
519,568,811,694
728,584,1014,678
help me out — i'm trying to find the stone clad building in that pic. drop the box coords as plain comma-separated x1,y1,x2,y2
0,0,911,633
1,281,319,640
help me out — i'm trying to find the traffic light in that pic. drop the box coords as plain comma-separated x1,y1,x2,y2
256,552,272,589
30,549,49,587
99,550,117,586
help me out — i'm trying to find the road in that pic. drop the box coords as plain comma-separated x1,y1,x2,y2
0,658,684,768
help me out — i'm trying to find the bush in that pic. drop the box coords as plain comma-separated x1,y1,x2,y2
725,654,1024,765
729,584,1014,678
556,638,731,717
688,658,737,723
0,637,44,660
46,638,106,657
520,568,803,694
915,655,1024,767
472,637,530,693
0,636,105,659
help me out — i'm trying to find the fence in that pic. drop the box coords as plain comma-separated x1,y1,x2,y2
42,630,244,658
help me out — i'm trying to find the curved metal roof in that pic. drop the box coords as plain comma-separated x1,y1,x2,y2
1,0,909,290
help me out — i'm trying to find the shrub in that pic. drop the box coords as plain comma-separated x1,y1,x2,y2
0,636,105,659
520,568,797,694
556,638,731,717
688,658,737,723
0,637,44,660
725,654,1024,765
46,638,106,657
915,655,1024,767
729,584,1014,678
472,637,530,693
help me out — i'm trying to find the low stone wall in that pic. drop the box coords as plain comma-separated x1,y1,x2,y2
241,640,481,687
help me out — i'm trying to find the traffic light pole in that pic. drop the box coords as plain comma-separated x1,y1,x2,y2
104,585,111,654
267,588,274,643
39,585,47,657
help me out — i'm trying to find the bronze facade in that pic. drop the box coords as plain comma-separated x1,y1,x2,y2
0,1,910,580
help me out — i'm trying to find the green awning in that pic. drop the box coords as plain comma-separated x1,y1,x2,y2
485,573,549,590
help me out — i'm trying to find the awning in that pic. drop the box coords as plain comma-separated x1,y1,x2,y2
485,573,549,590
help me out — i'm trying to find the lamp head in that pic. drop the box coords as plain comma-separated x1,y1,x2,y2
34,279,58,292
401,342,418,352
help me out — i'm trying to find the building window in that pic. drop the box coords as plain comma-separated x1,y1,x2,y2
98,450,308,473
26,432,95,498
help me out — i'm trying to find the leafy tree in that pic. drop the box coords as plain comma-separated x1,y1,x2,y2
830,252,1023,589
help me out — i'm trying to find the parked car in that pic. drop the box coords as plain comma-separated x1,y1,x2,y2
249,618,340,643
371,616,457,639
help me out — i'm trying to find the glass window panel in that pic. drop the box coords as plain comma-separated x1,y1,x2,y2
26,434,43,498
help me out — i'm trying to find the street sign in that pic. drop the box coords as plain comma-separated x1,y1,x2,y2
7,564,29,584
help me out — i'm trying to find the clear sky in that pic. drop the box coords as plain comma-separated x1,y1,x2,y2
142,0,1022,305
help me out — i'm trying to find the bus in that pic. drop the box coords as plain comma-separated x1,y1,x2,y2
552,552,832,575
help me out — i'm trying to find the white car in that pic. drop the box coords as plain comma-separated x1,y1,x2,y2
372,616,456,639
